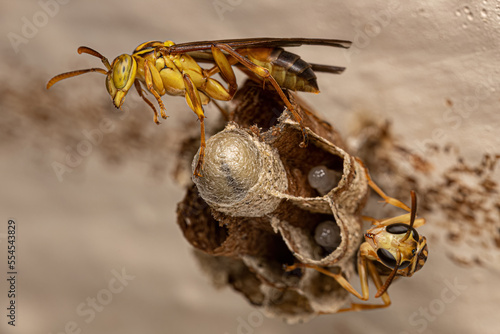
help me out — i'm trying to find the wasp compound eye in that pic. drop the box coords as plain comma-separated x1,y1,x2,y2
112,55,135,89
398,261,411,269
377,248,397,269
386,223,419,240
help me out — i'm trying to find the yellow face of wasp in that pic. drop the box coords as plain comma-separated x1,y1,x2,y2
365,223,426,276
105,54,137,108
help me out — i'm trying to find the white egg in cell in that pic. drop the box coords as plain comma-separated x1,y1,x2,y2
314,220,341,251
308,165,340,196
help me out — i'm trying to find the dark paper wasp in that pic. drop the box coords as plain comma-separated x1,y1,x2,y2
287,162,428,313
46,38,351,176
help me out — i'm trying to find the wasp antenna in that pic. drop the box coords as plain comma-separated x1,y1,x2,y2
375,251,401,298
401,191,417,242
46,68,108,89
78,46,112,70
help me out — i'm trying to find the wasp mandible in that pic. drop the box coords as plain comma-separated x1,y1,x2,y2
287,162,428,313
46,38,351,176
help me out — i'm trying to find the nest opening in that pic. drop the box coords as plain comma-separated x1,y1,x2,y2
230,81,288,131
271,125,345,198
273,202,343,261
265,234,299,268
177,185,230,254
312,218,342,258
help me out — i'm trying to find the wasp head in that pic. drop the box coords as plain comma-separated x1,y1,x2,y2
47,46,137,110
106,54,137,109
364,191,428,298
366,223,427,276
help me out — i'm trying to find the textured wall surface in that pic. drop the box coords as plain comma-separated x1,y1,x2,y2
1,1,499,333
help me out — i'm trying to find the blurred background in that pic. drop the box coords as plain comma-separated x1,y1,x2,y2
1,1,499,333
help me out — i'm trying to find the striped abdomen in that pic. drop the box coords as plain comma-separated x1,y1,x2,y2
245,47,320,93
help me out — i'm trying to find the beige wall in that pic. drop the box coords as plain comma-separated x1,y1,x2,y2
1,1,499,333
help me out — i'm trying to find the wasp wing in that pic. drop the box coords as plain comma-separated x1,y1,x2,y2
309,63,346,74
185,53,347,75
167,38,351,54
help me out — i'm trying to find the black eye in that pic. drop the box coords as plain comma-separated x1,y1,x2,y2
399,261,411,269
377,248,397,269
386,223,408,234
386,223,419,240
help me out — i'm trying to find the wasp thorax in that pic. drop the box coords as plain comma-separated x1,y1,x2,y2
192,125,288,217
308,165,340,196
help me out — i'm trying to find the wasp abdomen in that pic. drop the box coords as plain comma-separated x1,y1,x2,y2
267,48,319,93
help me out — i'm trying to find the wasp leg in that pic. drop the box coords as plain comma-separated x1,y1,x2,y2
143,59,168,120
287,243,391,314
183,73,206,177
203,50,240,77
333,261,391,313
356,158,411,212
210,45,238,97
285,256,369,301
134,80,161,124
195,47,238,114
212,43,308,147
411,217,426,228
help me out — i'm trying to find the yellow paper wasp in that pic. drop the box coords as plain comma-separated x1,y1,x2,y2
287,163,428,313
46,38,351,176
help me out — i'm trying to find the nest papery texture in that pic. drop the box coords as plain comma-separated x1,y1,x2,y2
194,130,262,205
176,80,369,321
193,126,288,217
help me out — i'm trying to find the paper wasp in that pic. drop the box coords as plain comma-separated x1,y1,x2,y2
46,38,351,176
287,163,428,313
